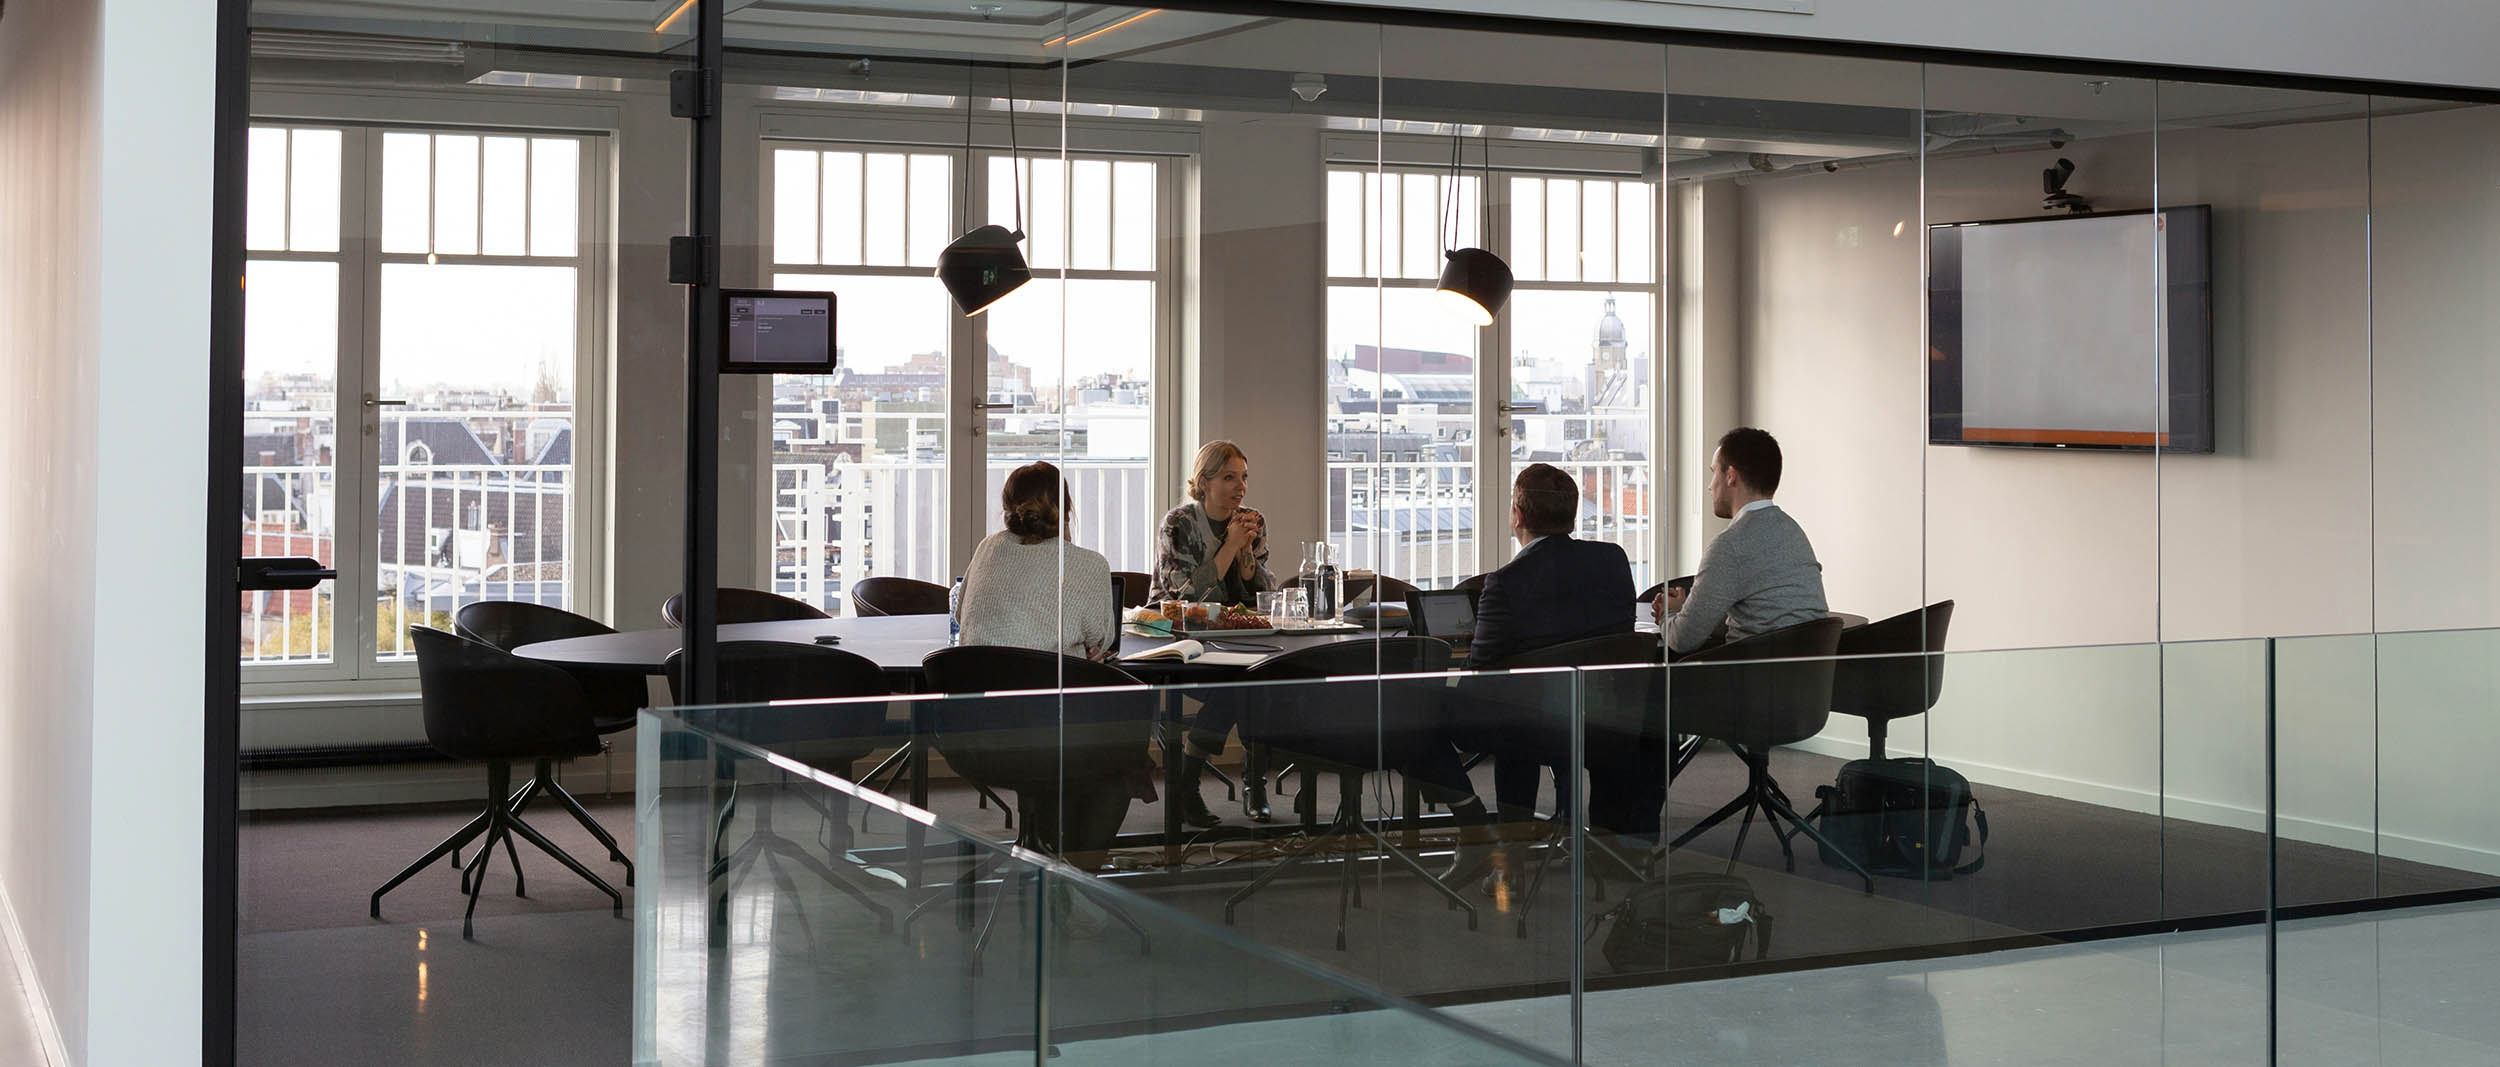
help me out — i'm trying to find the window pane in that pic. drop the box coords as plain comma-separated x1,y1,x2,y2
1327,169,1362,276
1029,158,1066,271
527,138,578,257
1362,170,1382,277
823,151,862,266
1581,180,1616,283
246,128,289,252
769,272,952,613
243,259,342,665
1113,160,1155,271
432,135,479,255
287,129,342,253
1453,173,1480,251
375,263,579,658
907,153,950,268
1510,176,1544,280
772,148,819,265
1508,290,1654,584
1402,173,1438,281
863,152,906,265
1545,177,1578,282
1618,180,1654,283
1070,159,1111,271
981,278,1157,570
480,136,528,256
379,132,431,254
1326,285,1479,587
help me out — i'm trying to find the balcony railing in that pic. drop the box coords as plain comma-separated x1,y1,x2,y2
767,455,1654,613
241,406,575,668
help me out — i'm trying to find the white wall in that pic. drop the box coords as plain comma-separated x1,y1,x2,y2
1330,0,2500,95
0,0,211,1061
1188,116,1330,557
0,0,102,1058
1742,102,2500,873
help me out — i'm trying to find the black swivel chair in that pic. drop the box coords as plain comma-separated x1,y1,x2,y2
1223,637,1478,950
1829,601,1954,759
664,641,897,932
660,587,830,627
910,647,1155,969
1664,617,1870,892
453,602,640,888
1111,571,1153,610
1454,573,1487,596
849,576,950,618
372,628,623,938
1473,633,1667,935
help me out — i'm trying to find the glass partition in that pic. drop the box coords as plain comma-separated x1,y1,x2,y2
236,3,685,1063
216,1,2500,1062
642,696,1568,1065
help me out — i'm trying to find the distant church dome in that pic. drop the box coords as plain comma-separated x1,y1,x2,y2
1594,297,1625,348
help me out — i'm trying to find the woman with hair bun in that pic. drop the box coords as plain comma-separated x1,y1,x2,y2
952,461,1116,660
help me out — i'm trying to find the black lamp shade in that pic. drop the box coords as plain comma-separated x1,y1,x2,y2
935,224,1032,315
1435,247,1513,326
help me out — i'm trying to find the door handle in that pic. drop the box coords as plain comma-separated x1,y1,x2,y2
363,394,409,408
238,556,338,591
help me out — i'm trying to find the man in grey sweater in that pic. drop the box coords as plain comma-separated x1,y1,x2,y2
1657,427,1828,656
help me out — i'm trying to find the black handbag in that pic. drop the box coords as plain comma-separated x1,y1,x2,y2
1598,871,1772,972
1808,757,1989,879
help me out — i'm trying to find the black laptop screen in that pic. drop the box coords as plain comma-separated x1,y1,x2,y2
1408,589,1477,640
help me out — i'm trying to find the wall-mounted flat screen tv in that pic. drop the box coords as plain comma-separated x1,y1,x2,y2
1929,205,2213,452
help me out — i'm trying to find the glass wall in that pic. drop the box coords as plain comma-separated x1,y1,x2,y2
221,0,2500,1063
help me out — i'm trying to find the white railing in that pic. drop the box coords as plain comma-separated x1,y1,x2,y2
770,454,1655,612
241,462,336,665
241,407,575,667
773,458,1155,615
1326,458,1654,589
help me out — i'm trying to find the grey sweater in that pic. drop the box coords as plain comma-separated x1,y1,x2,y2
1665,502,1829,655
952,532,1117,660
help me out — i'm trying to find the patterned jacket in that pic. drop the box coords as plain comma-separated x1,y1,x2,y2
1149,500,1276,604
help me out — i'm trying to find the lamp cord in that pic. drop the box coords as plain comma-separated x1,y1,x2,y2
1442,133,1461,252
960,60,975,231
1005,64,1024,236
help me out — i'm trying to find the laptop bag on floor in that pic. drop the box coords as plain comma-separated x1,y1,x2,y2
1597,871,1772,972
1808,756,1989,880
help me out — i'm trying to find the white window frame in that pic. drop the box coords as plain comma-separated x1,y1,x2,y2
1323,146,1667,584
757,130,1184,594
240,117,611,694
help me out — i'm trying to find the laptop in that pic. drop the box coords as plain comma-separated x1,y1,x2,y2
1108,573,1127,655
1405,587,1480,657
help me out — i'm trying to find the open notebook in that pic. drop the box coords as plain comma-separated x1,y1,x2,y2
1121,639,1267,667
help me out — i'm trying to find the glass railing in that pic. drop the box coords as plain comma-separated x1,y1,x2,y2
639,629,2500,1063
636,689,1572,1066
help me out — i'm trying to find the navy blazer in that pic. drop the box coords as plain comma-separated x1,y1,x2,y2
1467,535,1638,668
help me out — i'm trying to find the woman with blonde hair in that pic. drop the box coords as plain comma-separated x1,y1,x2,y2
1150,440,1278,825
1148,439,1275,605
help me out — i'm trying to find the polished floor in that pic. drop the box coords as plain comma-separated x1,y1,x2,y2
237,754,2500,1065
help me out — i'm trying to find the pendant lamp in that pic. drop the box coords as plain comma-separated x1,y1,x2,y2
1434,133,1512,325
937,59,1030,316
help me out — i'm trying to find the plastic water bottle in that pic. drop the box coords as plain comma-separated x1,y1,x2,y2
948,576,965,646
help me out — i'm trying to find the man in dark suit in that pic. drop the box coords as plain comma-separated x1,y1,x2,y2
1442,463,1639,889
1467,463,1638,667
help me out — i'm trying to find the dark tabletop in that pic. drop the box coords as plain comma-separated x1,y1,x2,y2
513,610,1872,680
513,613,1396,680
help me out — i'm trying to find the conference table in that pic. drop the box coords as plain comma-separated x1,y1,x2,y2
515,609,1869,870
